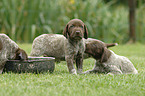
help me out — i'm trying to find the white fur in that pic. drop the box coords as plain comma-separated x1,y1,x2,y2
31,34,85,74
84,50,138,74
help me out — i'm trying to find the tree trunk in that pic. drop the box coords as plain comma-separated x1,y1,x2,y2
128,0,136,43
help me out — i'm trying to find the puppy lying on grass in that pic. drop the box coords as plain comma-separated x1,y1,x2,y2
84,39,138,74
0,34,28,73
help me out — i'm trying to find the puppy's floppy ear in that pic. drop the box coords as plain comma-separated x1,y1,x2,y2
63,24,69,39
15,48,28,60
100,47,111,63
84,24,88,39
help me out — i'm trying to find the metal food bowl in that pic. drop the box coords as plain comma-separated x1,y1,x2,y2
4,57,55,73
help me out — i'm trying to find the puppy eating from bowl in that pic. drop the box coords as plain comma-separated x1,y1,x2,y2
0,34,28,74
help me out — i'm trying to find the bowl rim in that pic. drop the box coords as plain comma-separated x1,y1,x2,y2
7,57,55,63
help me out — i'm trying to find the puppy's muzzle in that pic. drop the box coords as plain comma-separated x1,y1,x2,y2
74,30,83,39
76,31,81,34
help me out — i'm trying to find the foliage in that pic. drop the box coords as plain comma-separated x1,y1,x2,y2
0,43,145,96
0,0,145,43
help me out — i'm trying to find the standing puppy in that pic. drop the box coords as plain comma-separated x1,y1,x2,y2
0,34,28,73
84,40,138,74
63,19,88,74
31,19,88,74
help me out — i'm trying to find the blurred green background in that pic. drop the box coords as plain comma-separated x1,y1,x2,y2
0,0,144,43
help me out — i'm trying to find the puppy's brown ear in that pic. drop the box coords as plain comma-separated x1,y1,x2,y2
63,24,69,39
15,48,28,60
0,40,2,51
100,47,111,63
84,25,88,39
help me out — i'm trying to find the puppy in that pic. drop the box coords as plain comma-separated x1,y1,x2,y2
31,19,88,74
84,40,138,74
0,34,28,73
31,35,117,74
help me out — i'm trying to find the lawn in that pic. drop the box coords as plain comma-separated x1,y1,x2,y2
0,43,145,96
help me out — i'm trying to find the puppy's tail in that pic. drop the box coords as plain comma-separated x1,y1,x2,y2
105,43,118,48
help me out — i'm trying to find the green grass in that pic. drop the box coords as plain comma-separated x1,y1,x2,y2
0,43,145,96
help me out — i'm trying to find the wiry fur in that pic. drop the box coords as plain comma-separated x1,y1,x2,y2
31,19,88,74
0,34,28,73
31,34,66,60
30,34,117,60
84,40,138,74
30,34,117,73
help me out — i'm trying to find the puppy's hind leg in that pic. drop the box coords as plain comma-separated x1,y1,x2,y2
83,63,101,74
107,65,123,75
30,37,46,57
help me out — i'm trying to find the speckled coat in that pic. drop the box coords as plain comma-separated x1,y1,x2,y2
0,34,19,73
0,34,28,73
31,34,67,60
83,40,138,74
31,34,85,74
85,50,138,74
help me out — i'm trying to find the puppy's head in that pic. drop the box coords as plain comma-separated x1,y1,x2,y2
15,48,28,60
85,40,111,63
63,19,88,40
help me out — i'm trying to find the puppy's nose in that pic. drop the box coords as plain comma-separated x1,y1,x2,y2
76,31,80,34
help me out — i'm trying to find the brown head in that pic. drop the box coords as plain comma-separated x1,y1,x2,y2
63,19,88,41
15,48,28,60
85,40,111,63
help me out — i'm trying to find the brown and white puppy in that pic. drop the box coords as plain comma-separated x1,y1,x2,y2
30,34,117,74
0,34,28,73
84,40,138,74
31,19,88,74
63,19,88,74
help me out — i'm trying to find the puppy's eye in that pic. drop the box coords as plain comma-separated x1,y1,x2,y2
70,25,74,28
80,26,83,29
